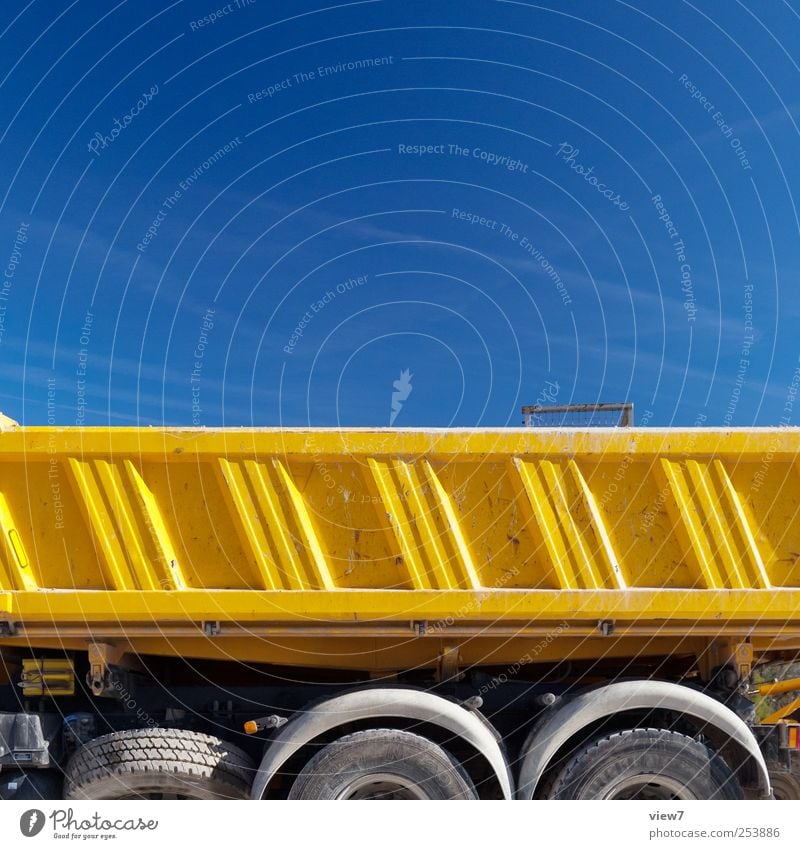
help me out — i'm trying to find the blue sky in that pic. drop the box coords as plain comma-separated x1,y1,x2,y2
1,0,798,427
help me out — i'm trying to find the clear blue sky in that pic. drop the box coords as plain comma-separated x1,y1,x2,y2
1,0,798,428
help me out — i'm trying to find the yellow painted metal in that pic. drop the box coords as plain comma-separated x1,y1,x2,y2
0,425,799,668
762,697,800,725
0,492,37,590
20,658,75,696
758,678,800,697
757,677,800,724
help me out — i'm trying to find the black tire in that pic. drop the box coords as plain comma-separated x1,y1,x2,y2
549,727,743,800
64,728,255,800
769,769,800,800
288,728,477,799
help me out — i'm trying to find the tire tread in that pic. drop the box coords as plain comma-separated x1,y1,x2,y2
64,728,254,800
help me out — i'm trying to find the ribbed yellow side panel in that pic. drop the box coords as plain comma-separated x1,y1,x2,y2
0,426,799,631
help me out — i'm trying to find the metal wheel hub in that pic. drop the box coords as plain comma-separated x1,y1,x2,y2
603,774,696,800
336,773,428,800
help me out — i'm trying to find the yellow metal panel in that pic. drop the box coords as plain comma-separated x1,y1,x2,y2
215,458,278,591
657,459,724,589
420,460,481,590
0,425,798,668
67,458,134,590
513,458,578,590
0,491,37,590
3,425,800,461
537,460,603,590
567,460,625,589
685,460,747,589
242,460,305,589
0,588,799,622
273,459,335,590
93,460,159,591
712,459,770,589
122,460,186,590
394,460,455,590
368,458,431,590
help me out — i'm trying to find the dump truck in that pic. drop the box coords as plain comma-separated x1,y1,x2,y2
0,416,799,800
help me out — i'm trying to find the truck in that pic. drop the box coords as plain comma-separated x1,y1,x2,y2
0,413,799,800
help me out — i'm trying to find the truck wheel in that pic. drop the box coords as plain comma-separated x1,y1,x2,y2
64,728,254,799
769,770,800,800
288,729,477,799
549,727,743,800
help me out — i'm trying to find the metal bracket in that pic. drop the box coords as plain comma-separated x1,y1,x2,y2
244,714,288,735
436,645,462,683
598,620,615,637
699,636,754,689
0,621,16,637
86,642,126,697
203,621,222,637
19,658,75,696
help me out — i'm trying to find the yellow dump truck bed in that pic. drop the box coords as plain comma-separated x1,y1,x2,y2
0,425,799,670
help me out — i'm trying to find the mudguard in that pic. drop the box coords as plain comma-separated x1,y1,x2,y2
250,688,513,799
516,679,771,799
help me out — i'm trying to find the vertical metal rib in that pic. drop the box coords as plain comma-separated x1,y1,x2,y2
272,459,335,590
567,460,626,590
657,459,725,589
420,459,481,590
368,457,431,590
512,458,578,591
123,460,186,590
215,458,279,591
67,458,134,590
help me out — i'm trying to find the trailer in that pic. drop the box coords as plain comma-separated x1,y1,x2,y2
0,418,799,799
